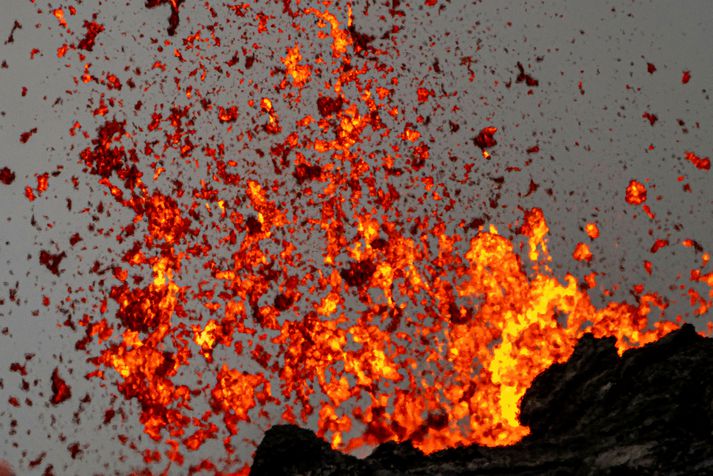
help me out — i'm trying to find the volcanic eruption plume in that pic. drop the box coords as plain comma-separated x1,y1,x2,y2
1,0,712,474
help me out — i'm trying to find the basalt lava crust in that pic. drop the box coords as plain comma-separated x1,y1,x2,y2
250,324,713,475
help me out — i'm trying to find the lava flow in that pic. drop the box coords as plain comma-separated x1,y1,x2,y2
5,0,713,474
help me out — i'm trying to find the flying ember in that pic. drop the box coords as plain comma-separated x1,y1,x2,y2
1,0,712,474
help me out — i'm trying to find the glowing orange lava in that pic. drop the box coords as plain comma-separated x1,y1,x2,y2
31,1,712,472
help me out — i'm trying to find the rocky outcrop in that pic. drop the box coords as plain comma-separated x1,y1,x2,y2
250,324,713,475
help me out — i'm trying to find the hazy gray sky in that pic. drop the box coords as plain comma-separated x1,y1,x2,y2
1,0,713,474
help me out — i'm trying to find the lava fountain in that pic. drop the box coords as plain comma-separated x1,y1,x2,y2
2,1,712,474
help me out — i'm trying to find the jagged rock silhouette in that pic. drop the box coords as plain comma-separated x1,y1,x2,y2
251,324,713,475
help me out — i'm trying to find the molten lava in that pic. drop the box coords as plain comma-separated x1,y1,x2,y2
12,0,713,473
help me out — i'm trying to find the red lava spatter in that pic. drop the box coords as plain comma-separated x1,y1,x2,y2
2,1,713,474
50,369,72,405
0,167,16,185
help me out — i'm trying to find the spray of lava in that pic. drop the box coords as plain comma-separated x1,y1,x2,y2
12,1,713,473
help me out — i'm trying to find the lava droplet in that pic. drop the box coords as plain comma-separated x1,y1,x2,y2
50,368,72,405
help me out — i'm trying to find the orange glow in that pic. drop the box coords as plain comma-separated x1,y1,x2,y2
53,8,67,27
57,2,704,471
585,223,600,239
573,242,593,262
625,180,647,205
282,44,312,88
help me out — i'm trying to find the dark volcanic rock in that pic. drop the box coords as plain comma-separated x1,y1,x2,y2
250,324,713,475
251,425,361,476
